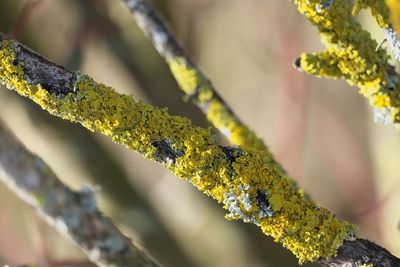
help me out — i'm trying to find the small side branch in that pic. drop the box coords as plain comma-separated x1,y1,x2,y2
122,0,267,151
0,121,159,267
0,32,399,266
293,0,400,128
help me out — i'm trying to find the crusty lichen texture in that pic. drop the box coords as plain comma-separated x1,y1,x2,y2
168,57,267,151
0,36,355,264
127,0,266,151
386,0,400,34
295,0,400,127
352,0,390,27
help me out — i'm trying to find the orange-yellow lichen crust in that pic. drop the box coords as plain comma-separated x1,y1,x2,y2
0,38,355,264
295,0,400,125
168,57,267,151
386,0,400,34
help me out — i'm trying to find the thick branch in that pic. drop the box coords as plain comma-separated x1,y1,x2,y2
0,120,159,267
318,239,400,267
122,0,267,151
0,33,399,265
293,0,400,128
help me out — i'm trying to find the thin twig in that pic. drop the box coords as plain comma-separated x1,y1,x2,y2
0,120,160,267
122,0,267,151
0,33,399,266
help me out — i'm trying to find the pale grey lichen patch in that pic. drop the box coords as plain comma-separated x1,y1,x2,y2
104,235,126,255
79,185,98,213
224,185,273,223
315,0,333,14
386,26,400,61
315,4,324,14
89,247,102,262
373,107,393,125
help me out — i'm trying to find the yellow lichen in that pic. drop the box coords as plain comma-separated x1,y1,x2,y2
352,0,391,27
168,57,200,95
386,0,400,35
168,57,268,151
295,0,400,126
0,37,356,264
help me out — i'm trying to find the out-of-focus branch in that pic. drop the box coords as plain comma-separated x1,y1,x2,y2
8,0,50,39
2,32,400,266
0,120,159,267
121,0,267,151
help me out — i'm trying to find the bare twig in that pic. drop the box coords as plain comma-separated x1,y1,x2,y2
317,239,400,267
0,120,159,267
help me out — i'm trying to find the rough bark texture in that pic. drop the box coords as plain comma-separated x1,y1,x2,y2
122,0,268,151
318,239,400,267
1,32,399,266
0,121,160,267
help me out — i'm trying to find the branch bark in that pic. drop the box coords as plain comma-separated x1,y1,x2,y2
1,33,399,266
293,0,400,128
0,120,159,267
122,0,268,151
318,239,400,267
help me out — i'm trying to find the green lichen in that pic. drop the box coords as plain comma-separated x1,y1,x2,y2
168,57,267,151
295,0,400,125
0,38,356,264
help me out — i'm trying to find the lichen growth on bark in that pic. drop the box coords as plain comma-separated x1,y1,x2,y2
386,0,400,34
294,0,400,127
0,36,356,264
168,57,267,151
352,0,390,27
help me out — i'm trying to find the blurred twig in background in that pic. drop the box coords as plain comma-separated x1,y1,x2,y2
0,120,159,267
122,0,269,151
0,0,400,266
1,31,399,266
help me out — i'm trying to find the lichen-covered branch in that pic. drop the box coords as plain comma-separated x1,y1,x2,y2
0,120,159,267
352,1,400,62
2,33,400,266
121,0,267,151
386,0,400,35
293,0,400,128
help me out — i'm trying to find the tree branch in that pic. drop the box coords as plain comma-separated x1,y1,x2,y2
0,120,159,267
293,0,400,128
121,0,267,151
1,33,399,266
318,239,400,267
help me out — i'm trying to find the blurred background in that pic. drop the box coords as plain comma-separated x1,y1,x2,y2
0,0,399,266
